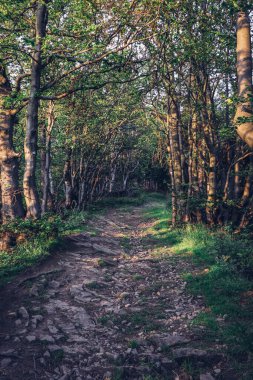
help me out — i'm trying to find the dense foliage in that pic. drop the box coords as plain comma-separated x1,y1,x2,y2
0,1,253,244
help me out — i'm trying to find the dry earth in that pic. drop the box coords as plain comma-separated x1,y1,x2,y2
0,204,230,380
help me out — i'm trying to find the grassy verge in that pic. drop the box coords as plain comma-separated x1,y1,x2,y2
0,211,90,287
0,191,162,288
143,196,253,374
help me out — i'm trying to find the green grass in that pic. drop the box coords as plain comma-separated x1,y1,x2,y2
128,339,140,349
142,197,253,361
0,236,58,286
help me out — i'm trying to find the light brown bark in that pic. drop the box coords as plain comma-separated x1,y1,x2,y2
234,11,253,148
0,65,24,223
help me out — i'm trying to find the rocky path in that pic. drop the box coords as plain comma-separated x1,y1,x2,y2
0,204,225,380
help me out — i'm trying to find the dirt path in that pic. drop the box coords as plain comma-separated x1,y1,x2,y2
0,204,224,380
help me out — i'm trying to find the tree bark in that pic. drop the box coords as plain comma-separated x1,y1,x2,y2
234,11,253,148
0,65,24,223
41,101,54,214
206,153,217,224
23,1,48,218
64,149,73,208
168,98,184,222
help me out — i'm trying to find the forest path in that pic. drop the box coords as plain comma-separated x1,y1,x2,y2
0,202,225,380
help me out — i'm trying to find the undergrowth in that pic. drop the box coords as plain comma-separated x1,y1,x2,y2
144,197,253,363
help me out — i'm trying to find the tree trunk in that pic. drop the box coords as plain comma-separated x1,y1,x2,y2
109,165,116,193
122,173,129,191
206,153,217,224
64,149,73,208
23,1,48,218
0,65,24,223
234,11,253,148
41,101,54,214
168,99,184,222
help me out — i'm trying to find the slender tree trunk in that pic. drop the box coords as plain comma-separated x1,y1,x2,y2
234,11,253,148
64,149,73,209
0,65,24,223
234,161,241,200
23,1,48,218
206,153,217,224
41,101,54,214
109,165,116,193
167,144,177,225
122,173,129,191
168,98,184,223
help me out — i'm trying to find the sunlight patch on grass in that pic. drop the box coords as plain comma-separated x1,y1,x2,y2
142,196,253,357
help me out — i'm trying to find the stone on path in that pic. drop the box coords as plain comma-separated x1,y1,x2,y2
39,334,55,343
18,306,29,319
92,244,119,256
172,348,208,360
0,358,12,368
0,206,229,379
199,374,215,380
26,335,36,343
152,333,190,347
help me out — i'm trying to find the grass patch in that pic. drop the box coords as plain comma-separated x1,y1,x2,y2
50,348,64,365
128,339,140,349
132,274,145,281
0,211,90,287
142,196,253,361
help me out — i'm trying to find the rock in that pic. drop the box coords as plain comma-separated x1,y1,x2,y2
47,345,62,352
29,285,39,297
48,322,58,334
103,371,112,379
32,314,43,322
15,319,22,327
39,357,46,365
13,337,21,343
17,329,27,335
44,351,51,358
54,367,61,375
0,358,12,368
117,292,130,300
0,349,15,356
32,314,43,328
200,374,215,380
92,244,119,256
160,357,173,370
39,334,55,343
58,375,70,380
26,335,36,342
47,289,56,297
173,348,207,360
67,335,87,343
50,280,60,289
18,306,29,319
152,334,190,347
69,285,92,304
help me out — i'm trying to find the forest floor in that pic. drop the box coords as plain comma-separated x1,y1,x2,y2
0,197,252,380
